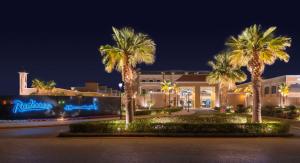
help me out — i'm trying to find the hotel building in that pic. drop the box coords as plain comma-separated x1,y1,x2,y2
136,70,220,109
229,75,300,107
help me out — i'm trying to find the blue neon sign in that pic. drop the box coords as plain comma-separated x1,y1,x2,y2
12,99,53,113
64,101,99,111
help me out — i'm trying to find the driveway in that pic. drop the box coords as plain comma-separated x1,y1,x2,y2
1,137,300,163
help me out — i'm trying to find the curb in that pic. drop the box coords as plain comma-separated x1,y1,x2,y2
59,132,293,138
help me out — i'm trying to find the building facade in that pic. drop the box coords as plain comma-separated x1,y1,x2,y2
136,70,220,109
229,75,300,107
19,71,120,97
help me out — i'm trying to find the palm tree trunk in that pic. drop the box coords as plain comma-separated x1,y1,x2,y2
123,58,134,125
168,91,171,107
220,86,228,109
250,54,263,123
124,81,134,124
252,78,262,123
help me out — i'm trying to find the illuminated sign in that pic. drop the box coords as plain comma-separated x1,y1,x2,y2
64,102,98,111
12,99,53,113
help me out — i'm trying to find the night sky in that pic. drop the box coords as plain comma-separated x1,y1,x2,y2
0,1,299,95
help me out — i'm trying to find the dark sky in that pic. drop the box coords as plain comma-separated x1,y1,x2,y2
0,1,299,95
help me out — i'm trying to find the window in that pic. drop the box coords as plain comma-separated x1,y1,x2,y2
156,80,161,82
157,89,161,92
264,87,270,95
271,86,277,94
141,80,146,82
149,80,153,82
142,89,146,94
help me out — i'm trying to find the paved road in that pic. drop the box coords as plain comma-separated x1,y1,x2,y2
0,126,69,138
0,114,300,163
1,137,300,163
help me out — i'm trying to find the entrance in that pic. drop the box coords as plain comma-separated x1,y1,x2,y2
179,87,195,108
200,87,215,108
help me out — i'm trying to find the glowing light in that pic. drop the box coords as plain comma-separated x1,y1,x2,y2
12,99,53,113
57,117,65,121
64,102,98,111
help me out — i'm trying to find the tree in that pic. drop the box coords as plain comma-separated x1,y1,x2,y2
32,79,45,93
278,83,289,107
234,85,253,107
45,80,56,92
207,53,247,109
226,25,292,123
32,79,56,94
99,27,156,125
161,80,172,107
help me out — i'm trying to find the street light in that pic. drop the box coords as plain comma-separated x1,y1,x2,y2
118,82,123,119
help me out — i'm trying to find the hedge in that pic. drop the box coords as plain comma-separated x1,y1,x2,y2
134,107,182,116
70,121,290,134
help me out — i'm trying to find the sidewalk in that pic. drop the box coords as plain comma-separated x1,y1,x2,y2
0,110,191,129
0,116,119,129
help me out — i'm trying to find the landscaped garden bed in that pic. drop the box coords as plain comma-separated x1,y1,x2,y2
60,113,291,137
134,107,183,116
262,105,300,120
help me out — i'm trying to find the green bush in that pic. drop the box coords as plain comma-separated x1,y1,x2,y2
262,105,300,119
213,107,221,112
70,120,289,134
134,107,182,116
69,114,290,134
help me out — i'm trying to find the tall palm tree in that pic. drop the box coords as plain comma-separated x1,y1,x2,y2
226,25,292,123
99,27,156,125
161,80,172,107
207,53,247,109
278,83,289,107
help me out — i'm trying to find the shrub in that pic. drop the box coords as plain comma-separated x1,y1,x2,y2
70,120,289,134
225,106,234,113
262,105,300,119
213,107,221,112
69,114,290,135
134,107,182,116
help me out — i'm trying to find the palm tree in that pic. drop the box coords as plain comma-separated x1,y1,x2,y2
278,83,289,107
161,80,172,107
226,25,292,123
207,53,247,109
32,79,45,93
234,85,253,107
45,80,56,92
32,79,56,94
172,83,180,107
99,27,156,125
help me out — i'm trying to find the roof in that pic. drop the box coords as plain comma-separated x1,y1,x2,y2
176,74,207,82
139,70,210,75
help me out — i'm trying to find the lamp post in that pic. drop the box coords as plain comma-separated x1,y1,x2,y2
118,82,123,119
